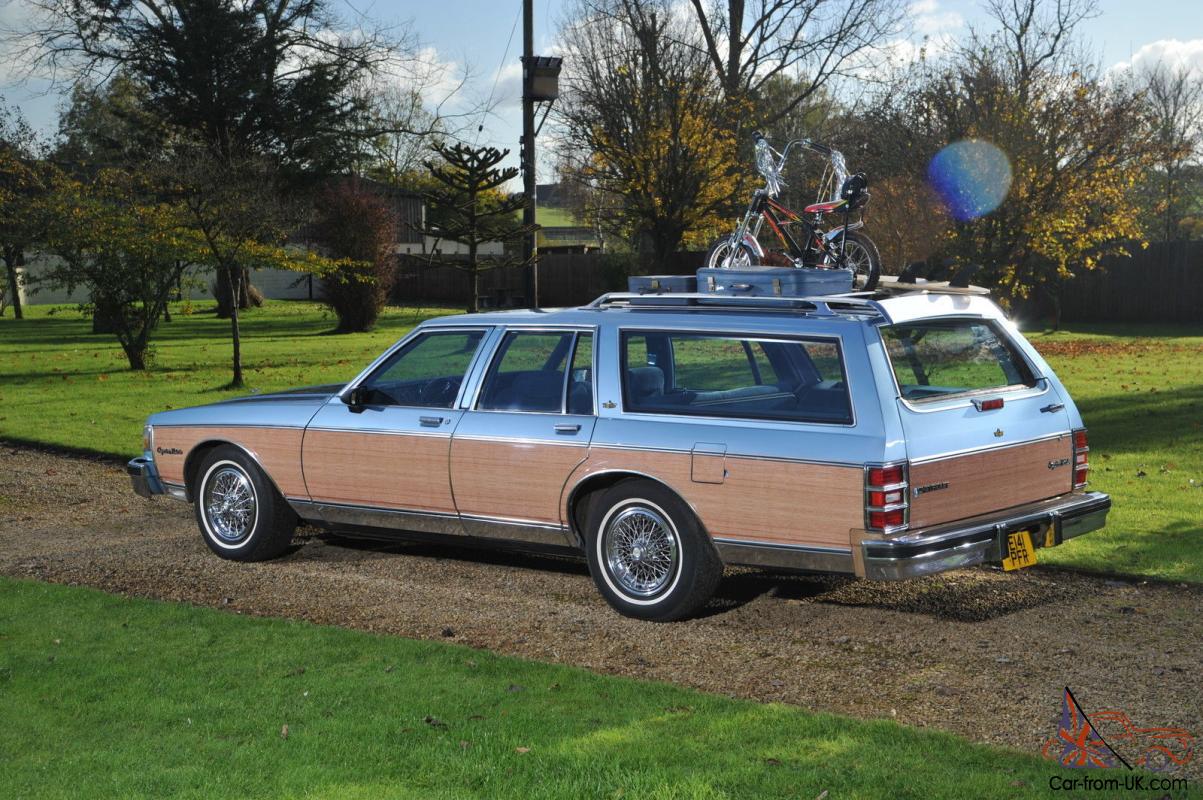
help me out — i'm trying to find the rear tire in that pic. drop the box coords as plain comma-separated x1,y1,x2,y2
194,445,296,562
585,480,723,621
705,236,759,269
840,230,881,290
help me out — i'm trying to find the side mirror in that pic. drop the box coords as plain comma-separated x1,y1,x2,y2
342,387,365,413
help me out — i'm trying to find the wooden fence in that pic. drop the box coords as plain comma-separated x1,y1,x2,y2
393,252,704,308
392,242,1201,323
1058,241,1203,323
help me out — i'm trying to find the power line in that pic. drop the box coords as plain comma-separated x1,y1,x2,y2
475,0,523,145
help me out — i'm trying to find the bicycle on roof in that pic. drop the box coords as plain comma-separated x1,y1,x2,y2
706,132,882,290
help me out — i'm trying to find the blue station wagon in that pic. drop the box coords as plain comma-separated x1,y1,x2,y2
129,289,1110,620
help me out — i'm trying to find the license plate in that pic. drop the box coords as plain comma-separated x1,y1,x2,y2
1002,529,1037,571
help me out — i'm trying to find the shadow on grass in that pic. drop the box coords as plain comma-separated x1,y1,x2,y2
1076,383,1203,456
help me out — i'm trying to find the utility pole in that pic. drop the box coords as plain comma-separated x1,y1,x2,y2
521,0,537,307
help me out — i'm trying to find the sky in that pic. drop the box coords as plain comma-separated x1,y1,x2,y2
2,0,1201,186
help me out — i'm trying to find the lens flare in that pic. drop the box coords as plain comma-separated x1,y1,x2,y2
927,140,1012,221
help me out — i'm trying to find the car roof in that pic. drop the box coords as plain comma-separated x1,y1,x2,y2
420,292,1006,333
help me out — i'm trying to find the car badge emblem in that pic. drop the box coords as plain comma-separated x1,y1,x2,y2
602,400,617,409
1048,457,1070,470
994,428,1004,438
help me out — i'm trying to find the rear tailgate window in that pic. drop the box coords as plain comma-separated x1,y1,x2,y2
881,319,1073,527
882,320,1035,402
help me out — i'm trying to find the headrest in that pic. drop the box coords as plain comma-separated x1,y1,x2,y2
627,366,665,398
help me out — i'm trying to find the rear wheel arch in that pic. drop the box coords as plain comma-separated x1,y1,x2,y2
566,471,708,549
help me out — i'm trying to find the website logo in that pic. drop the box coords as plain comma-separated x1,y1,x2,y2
1043,687,1194,773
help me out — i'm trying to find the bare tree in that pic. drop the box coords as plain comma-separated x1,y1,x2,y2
1140,64,1203,241
556,0,744,261
686,0,904,125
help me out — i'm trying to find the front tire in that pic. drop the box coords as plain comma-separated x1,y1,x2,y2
194,446,296,562
585,480,723,621
705,236,759,269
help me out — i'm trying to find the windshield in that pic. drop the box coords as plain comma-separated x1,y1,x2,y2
881,320,1036,402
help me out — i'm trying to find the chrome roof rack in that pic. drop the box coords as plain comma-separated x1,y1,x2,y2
585,292,893,323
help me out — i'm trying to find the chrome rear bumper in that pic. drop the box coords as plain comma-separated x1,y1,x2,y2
861,491,1111,580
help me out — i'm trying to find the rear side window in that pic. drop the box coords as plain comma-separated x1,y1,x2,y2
478,331,574,412
621,331,853,425
881,320,1035,402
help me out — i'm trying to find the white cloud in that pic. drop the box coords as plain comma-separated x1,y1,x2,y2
908,0,963,38
1110,39,1203,79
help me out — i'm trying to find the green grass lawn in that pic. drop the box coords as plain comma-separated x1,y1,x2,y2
0,301,455,457
0,577,1128,800
0,301,1199,583
1027,326,1203,583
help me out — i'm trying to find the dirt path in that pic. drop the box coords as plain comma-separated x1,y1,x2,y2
2,444,1200,776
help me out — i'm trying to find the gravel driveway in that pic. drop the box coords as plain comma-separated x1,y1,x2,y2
2,444,1200,776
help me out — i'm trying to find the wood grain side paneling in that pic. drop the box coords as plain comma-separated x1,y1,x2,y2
153,426,307,498
300,430,456,513
908,435,1073,528
450,438,590,524
566,447,863,549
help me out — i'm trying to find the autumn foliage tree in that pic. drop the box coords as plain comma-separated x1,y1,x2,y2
557,0,745,261
861,0,1154,322
311,180,399,332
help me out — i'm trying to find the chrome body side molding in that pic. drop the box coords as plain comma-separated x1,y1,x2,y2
288,500,573,548
713,538,855,573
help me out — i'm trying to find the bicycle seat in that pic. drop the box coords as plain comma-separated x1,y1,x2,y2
803,199,846,214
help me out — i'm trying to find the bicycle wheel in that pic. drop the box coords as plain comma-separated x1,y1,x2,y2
704,236,760,269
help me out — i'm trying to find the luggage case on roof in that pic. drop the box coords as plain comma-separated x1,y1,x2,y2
627,275,698,294
696,265,853,297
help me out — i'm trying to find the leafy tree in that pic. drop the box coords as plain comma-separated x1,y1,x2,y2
868,0,1154,323
22,0,394,171
37,170,198,369
19,0,415,384
310,180,399,332
0,104,53,320
169,149,312,387
557,0,745,261
421,143,532,313
55,74,177,169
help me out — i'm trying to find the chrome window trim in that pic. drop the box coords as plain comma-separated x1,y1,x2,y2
616,327,857,428
468,325,599,414
875,316,1049,413
908,431,1069,464
343,325,495,411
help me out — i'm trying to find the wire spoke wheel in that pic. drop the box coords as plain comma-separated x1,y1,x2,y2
843,240,873,281
706,237,757,269
203,466,257,543
603,506,680,598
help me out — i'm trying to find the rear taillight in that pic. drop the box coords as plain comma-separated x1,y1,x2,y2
865,462,908,533
1072,428,1089,488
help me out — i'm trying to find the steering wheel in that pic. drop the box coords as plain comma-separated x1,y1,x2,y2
418,377,459,407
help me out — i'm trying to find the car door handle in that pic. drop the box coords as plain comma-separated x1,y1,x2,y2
554,423,582,434
1040,403,1065,413
419,416,445,427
